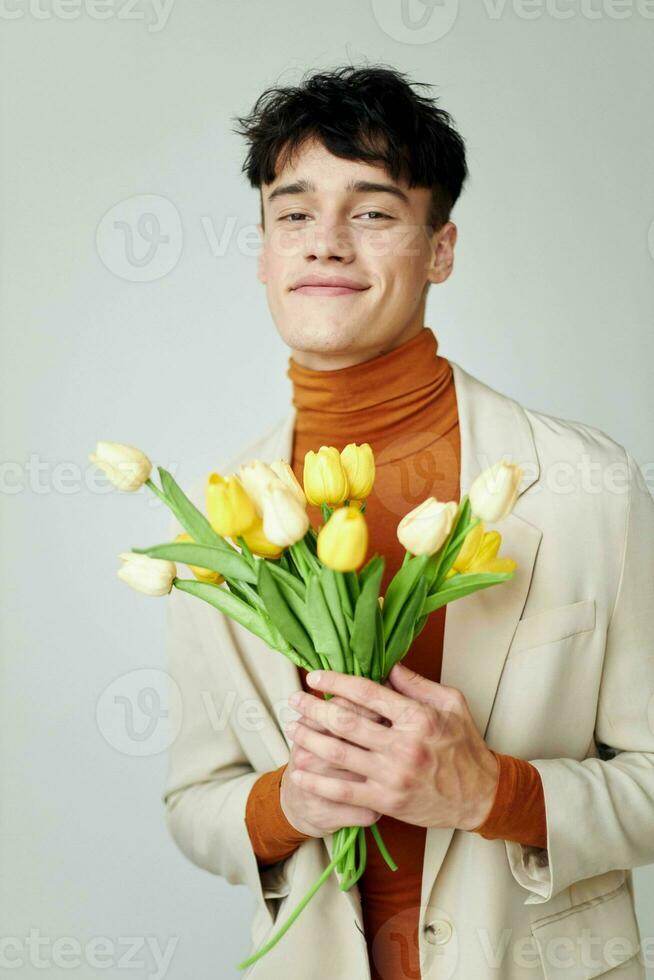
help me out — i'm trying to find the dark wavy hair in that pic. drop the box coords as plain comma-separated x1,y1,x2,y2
231,63,469,234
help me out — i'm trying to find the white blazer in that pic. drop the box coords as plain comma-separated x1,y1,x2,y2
162,360,654,979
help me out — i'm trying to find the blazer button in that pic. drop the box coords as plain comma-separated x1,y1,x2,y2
424,919,453,945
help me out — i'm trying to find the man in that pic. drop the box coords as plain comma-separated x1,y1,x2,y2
163,65,654,979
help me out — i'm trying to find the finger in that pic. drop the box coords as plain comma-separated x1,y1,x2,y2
319,797,382,827
292,747,366,782
305,670,408,724
330,695,386,725
289,766,375,810
299,696,387,735
291,691,392,751
289,720,378,781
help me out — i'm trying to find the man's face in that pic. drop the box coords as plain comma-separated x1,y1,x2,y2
256,137,457,370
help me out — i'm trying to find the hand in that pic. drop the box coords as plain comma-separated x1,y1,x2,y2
285,664,500,832
280,694,389,838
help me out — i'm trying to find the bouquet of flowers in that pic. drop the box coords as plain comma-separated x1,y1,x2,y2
89,438,521,970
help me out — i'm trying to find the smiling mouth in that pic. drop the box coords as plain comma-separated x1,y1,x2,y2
292,285,370,297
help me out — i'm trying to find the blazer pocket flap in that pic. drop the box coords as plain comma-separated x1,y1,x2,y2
511,598,596,655
530,882,641,979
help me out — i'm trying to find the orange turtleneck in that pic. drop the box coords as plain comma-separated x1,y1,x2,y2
244,327,547,979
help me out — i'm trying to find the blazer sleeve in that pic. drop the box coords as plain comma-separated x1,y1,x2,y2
160,512,296,931
505,447,654,904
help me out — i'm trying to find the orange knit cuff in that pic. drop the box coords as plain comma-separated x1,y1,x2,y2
245,764,314,868
471,751,548,849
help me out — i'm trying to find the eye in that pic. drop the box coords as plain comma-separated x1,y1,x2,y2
279,212,309,222
357,211,391,221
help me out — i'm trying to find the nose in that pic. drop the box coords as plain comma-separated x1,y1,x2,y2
303,215,355,262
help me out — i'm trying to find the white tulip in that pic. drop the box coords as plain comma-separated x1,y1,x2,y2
261,478,310,547
238,460,279,516
117,552,176,596
469,459,523,522
269,459,307,506
89,441,152,491
397,498,458,556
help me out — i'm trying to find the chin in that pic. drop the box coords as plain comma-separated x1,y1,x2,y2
283,318,365,352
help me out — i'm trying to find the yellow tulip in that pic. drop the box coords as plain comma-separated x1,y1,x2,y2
117,552,176,595
269,459,307,506
446,522,517,578
206,472,257,537
397,498,458,556
89,440,152,491
303,446,349,507
239,513,284,558
469,459,523,523
317,504,368,571
260,478,310,547
174,532,224,584
340,443,375,500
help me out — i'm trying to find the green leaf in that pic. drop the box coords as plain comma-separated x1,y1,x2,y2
334,570,354,623
350,557,384,677
132,541,257,583
158,466,230,549
173,578,273,643
256,560,317,667
384,576,429,672
306,572,346,672
320,568,351,671
372,601,385,683
359,553,384,590
265,560,307,601
421,570,514,615
344,570,361,606
429,513,481,593
381,553,431,643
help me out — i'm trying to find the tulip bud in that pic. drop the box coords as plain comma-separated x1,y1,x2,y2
269,460,307,506
174,532,224,584
89,441,152,491
397,498,458,556
206,473,257,537
238,460,279,516
469,460,523,522
117,552,176,595
303,446,349,507
239,513,284,558
317,504,368,571
260,478,310,547
340,443,375,500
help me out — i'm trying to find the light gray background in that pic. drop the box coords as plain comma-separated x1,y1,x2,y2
1,1,653,977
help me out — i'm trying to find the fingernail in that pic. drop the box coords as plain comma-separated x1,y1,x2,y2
306,671,322,686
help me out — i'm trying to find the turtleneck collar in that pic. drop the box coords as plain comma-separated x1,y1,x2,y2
286,326,455,445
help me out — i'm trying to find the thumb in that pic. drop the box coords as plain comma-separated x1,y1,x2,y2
388,661,435,700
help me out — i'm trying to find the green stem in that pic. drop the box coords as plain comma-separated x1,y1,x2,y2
144,477,168,505
370,822,398,872
235,825,360,971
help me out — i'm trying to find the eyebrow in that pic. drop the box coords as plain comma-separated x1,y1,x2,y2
266,178,410,206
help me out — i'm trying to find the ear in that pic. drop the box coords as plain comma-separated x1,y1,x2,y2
426,221,457,286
